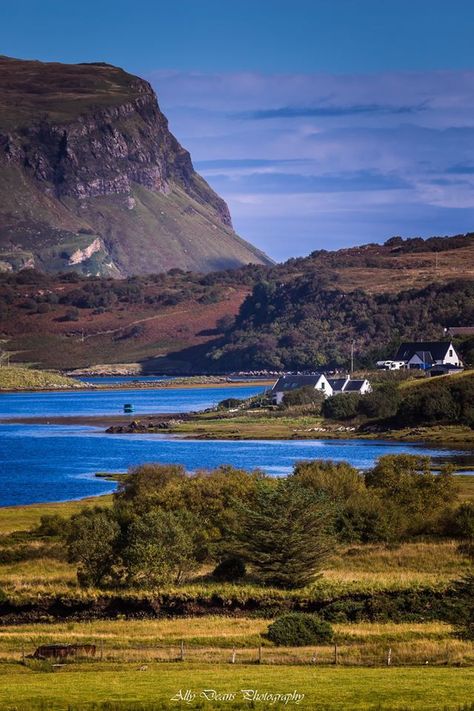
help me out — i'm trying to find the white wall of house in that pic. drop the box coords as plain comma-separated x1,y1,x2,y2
272,374,373,402
318,375,333,397
442,345,462,366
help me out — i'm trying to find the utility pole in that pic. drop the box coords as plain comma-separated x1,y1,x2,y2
350,340,355,374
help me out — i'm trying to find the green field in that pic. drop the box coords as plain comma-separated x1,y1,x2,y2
0,663,472,710
1,490,474,709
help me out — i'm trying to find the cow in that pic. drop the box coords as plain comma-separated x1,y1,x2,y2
32,644,96,660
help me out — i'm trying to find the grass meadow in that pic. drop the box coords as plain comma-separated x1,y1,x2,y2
0,663,473,710
0,485,473,709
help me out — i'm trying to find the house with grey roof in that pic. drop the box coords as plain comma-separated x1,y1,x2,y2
271,374,371,404
271,374,330,405
393,341,463,371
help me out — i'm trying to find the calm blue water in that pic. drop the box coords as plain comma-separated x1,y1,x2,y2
0,383,468,507
0,422,464,506
0,385,266,419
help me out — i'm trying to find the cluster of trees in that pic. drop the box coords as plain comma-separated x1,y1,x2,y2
323,375,474,428
384,233,474,254
38,455,473,591
0,266,248,318
207,278,474,371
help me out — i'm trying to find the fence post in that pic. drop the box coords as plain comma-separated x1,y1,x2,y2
387,647,392,666
231,647,236,664
180,640,185,662
334,643,338,665
311,651,317,664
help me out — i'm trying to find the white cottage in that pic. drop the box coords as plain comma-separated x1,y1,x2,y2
271,374,331,405
271,373,371,404
393,341,463,371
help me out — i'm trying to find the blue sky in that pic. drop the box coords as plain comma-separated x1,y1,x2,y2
2,1,474,259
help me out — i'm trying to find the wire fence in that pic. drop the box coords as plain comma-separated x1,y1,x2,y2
6,639,474,668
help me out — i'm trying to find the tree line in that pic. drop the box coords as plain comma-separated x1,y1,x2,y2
206,278,474,370
33,455,474,591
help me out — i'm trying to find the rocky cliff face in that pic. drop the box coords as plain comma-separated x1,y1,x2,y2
0,57,270,275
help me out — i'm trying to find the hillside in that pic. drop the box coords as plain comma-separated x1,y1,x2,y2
1,233,473,372
0,56,270,276
207,279,474,370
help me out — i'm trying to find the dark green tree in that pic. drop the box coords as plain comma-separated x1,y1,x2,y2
234,479,334,588
123,509,200,586
67,507,120,587
322,393,361,420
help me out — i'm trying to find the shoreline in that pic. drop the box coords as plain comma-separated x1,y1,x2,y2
0,412,186,427
2,410,474,448
0,378,276,394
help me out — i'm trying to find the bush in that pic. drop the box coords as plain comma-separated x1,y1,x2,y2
212,556,246,581
267,613,333,646
359,382,400,419
63,307,80,322
447,503,474,540
217,397,242,410
445,573,474,640
35,514,68,538
282,385,324,410
322,393,361,420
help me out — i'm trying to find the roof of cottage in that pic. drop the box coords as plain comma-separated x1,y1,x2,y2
343,379,368,392
272,374,325,393
327,377,348,392
394,341,453,362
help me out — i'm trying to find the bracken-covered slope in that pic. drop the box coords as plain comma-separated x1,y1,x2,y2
0,56,271,276
1,233,473,372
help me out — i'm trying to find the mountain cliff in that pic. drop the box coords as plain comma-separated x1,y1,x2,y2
0,56,270,276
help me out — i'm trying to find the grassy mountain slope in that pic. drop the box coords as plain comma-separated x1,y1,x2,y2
0,56,270,276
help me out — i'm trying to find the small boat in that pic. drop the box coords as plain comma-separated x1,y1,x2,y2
123,403,134,413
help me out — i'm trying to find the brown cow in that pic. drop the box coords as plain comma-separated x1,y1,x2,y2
33,644,96,660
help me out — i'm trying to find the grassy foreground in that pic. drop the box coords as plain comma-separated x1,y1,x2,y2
0,500,473,709
0,664,472,710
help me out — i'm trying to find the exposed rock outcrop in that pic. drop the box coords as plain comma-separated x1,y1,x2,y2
0,56,271,275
